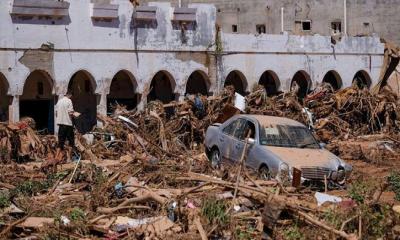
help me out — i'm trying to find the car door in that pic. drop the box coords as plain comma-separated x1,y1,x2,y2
219,119,239,161
232,119,258,164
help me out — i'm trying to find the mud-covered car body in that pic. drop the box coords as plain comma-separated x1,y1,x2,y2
205,114,352,184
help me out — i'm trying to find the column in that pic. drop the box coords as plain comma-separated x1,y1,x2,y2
8,96,19,123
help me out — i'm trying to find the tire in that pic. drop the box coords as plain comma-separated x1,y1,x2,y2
210,148,221,168
259,165,271,180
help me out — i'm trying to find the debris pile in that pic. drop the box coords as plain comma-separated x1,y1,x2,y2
0,85,400,239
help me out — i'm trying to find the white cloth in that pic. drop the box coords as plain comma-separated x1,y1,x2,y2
55,97,74,126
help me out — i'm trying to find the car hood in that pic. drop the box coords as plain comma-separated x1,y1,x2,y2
264,146,342,169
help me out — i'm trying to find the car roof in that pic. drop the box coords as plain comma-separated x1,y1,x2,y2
237,114,305,127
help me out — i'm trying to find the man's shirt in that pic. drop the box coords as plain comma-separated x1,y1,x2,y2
55,97,74,126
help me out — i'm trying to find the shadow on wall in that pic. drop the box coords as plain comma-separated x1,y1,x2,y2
11,16,71,25
92,18,120,28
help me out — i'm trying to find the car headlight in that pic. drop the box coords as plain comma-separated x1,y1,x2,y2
330,168,346,183
278,162,291,185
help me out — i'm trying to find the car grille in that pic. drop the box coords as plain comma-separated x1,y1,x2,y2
301,167,331,180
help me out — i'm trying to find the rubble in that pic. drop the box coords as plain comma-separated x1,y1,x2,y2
0,84,399,239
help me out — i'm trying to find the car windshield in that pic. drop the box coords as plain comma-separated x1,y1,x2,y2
259,124,319,149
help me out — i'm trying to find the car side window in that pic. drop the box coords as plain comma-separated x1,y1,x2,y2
234,119,256,141
222,120,238,136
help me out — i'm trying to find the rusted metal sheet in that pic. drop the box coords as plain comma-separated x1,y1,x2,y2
11,0,69,17
92,4,119,20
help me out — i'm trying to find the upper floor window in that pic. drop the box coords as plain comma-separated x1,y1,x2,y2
232,24,238,33
256,24,266,34
302,20,311,31
331,21,342,34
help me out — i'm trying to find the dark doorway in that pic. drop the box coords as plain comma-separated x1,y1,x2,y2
291,71,311,98
224,71,247,95
259,71,280,96
68,71,97,134
185,71,209,96
107,70,138,114
322,71,342,90
148,71,175,104
353,70,372,89
0,74,9,122
19,70,54,133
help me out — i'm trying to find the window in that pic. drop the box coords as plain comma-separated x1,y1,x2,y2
331,21,341,34
234,119,256,141
302,20,311,31
223,120,238,136
256,24,266,34
232,24,238,33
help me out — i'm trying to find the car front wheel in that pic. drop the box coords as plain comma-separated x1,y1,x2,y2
210,148,221,168
259,165,271,180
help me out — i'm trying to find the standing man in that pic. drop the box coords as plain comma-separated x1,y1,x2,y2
55,92,80,161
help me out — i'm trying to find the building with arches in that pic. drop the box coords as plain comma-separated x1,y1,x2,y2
0,0,384,133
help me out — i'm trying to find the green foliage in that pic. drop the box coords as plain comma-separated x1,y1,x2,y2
11,173,67,197
388,171,400,201
69,207,86,222
283,224,305,240
201,197,229,226
361,204,391,237
348,180,370,204
0,191,10,209
322,208,343,229
235,226,255,240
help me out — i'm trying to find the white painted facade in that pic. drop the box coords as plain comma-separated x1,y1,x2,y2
0,0,384,132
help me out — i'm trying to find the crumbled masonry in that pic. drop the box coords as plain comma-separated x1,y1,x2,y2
0,84,399,239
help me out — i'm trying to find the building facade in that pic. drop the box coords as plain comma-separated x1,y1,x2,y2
143,0,400,45
0,0,384,134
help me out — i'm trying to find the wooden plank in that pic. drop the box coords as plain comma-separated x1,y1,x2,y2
136,6,157,12
93,3,119,10
174,7,196,14
92,9,118,19
11,6,69,17
13,0,69,9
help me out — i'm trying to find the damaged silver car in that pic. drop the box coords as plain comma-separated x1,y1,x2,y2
205,114,352,185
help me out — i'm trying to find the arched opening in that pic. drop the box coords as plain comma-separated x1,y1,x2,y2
68,70,97,134
20,70,54,133
258,70,280,96
148,71,176,104
224,70,247,95
322,70,342,90
353,70,372,89
185,71,209,96
290,71,311,98
0,74,10,122
107,70,139,114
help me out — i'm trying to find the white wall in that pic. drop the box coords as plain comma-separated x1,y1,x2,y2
0,0,385,125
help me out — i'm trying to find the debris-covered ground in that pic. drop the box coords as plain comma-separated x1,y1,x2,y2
0,84,400,239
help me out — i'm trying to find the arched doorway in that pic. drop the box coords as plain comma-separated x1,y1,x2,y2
0,73,10,122
20,70,54,133
107,70,139,114
322,70,342,90
353,70,372,89
185,70,209,96
148,71,176,104
67,70,97,134
259,70,280,96
224,70,247,95
291,71,311,98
